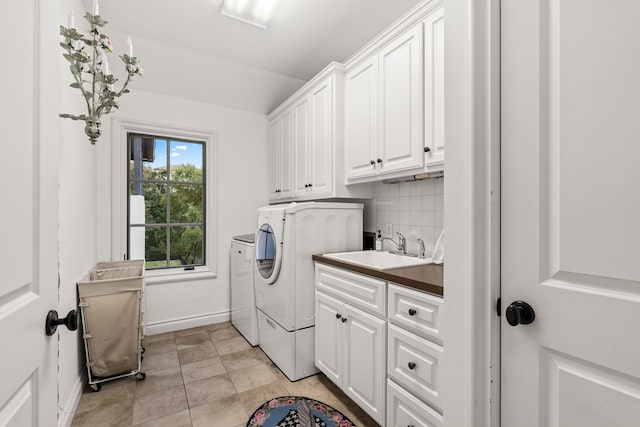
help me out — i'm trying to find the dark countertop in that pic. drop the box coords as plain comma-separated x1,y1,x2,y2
312,254,443,297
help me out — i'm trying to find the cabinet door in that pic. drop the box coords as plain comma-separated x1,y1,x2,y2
309,77,333,195
315,292,344,387
267,118,281,200
423,7,445,171
343,304,386,425
378,24,424,174
345,56,379,180
293,96,310,195
280,109,294,198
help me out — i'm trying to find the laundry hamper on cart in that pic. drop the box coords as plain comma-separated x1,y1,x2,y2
78,260,146,392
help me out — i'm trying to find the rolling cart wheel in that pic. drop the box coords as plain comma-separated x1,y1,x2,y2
135,372,146,381
89,383,101,392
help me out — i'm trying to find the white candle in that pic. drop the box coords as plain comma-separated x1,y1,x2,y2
102,53,110,74
127,36,133,57
68,10,74,28
93,0,99,15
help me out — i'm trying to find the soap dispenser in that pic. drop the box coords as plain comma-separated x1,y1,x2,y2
375,229,382,251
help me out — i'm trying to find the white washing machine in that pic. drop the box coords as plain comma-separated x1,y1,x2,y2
254,202,363,381
230,234,258,346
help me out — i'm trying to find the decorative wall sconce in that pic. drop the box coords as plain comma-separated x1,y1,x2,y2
59,7,143,144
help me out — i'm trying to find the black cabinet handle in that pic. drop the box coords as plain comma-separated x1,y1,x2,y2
341,317,347,323
424,146,431,153
377,158,382,164
408,308,417,316
308,183,312,187
336,313,342,319
304,184,309,188
408,362,416,370
370,160,375,165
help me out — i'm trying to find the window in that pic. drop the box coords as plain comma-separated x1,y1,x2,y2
128,133,206,270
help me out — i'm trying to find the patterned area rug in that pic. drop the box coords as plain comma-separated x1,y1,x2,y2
247,396,356,427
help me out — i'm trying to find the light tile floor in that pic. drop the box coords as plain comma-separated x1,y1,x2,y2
71,322,379,427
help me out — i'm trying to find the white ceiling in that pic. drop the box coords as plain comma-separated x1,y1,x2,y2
80,0,424,113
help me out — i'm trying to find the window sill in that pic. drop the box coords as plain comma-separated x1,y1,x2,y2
144,266,216,285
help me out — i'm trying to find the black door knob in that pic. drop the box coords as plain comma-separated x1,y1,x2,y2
45,309,79,336
505,301,535,326
424,146,431,153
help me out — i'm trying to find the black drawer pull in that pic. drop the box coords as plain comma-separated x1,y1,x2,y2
408,362,416,370
408,308,417,316
336,313,341,319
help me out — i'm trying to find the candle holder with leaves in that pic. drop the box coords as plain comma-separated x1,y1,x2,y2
59,12,143,144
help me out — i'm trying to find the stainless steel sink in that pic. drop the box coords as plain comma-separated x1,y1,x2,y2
323,250,432,270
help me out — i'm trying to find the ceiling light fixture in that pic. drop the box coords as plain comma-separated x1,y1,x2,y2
221,0,278,29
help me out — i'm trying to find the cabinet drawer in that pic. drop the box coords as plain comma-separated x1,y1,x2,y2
315,263,386,316
387,379,443,427
388,283,443,344
388,324,443,412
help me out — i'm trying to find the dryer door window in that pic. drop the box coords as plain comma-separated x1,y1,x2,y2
256,223,276,279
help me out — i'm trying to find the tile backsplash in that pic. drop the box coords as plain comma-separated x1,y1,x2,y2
364,177,444,257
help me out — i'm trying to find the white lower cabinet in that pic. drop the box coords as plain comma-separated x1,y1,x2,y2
315,291,386,425
315,264,444,426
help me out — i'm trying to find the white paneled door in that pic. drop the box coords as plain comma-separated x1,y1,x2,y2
501,1,640,426
0,0,59,425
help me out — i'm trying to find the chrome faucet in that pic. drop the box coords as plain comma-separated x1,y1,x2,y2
416,238,426,259
381,232,406,254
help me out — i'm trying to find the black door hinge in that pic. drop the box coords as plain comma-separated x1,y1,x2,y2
496,297,501,316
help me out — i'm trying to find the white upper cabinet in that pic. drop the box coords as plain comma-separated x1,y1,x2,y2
294,77,334,197
378,24,424,174
267,63,372,203
345,23,425,181
345,2,445,182
268,112,293,200
423,6,445,172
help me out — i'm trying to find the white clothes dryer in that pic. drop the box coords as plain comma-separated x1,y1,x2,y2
254,202,363,381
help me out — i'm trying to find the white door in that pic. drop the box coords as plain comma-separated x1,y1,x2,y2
345,57,379,180
309,77,333,195
501,1,640,426
423,6,445,172
314,292,343,387
0,0,59,425
293,96,310,195
267,118,280,199
343,304,386,425
279,109,294,198
378,24,423,175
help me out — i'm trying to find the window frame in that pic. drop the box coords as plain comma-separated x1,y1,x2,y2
112,118,217,284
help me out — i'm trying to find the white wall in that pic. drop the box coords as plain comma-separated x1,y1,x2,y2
96,90,269,333
57,0,99,425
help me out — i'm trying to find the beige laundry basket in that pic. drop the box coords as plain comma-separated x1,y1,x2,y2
78,260,146,391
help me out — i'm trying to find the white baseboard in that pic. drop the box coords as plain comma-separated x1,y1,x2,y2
145,310,231,335
58,370,86,427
